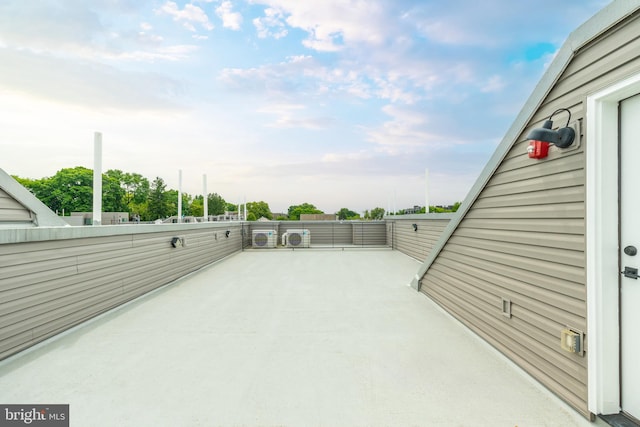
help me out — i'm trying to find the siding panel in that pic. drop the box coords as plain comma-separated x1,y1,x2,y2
387,217,452,260
352,222,386,245
0,189,33,224
416,10,640,418
0,224,243,361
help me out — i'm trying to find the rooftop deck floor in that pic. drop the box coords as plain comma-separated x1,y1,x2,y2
0,249,600,426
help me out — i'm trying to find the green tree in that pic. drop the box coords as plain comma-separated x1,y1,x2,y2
451,201,462,212
190,195,204,217
246,212,257,221
246,201,272,220
16,168,135,215
108,170,151,220
130,201,150,221
370,207,385,220
166,190,192,218
44,167,94,214
102,173,126,212
207,193,227,215
337,208,359,220
148,177,170,220
288,203,323,220
106,170,150,208
226,203,238,212
13,175,49,201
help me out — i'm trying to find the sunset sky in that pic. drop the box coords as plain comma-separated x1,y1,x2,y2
0,0,610,213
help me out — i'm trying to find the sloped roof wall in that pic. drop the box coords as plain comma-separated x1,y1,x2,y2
0,187,34,226
385,214,455,261
415,3,640,419
0,168,67,228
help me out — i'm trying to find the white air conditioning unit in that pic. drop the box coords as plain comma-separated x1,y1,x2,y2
252,230,277,248
283,229,311,248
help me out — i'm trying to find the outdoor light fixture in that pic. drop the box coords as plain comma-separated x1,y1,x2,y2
412,223,418,232
526,108,576,159
225,230,231,238
171,237,183,248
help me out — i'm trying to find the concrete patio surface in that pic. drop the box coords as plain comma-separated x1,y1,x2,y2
0,249,602,426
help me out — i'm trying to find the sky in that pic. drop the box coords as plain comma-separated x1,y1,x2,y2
0,0,611,214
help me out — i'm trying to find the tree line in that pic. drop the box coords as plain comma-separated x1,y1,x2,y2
13,166,457,222
14,167,228,222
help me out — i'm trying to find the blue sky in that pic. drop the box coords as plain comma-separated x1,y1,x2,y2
0,0,610,214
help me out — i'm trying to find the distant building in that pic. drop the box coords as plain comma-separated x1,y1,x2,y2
300,214,338,221
404,206,422,215
67,212,129,226
212,211,240,221
162,216,199,224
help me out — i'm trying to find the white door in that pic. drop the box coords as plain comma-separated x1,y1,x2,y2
620,94,640,421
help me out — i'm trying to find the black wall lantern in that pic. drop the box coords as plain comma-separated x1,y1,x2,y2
412,223,418,232
171,237,183,248
526,108,576,159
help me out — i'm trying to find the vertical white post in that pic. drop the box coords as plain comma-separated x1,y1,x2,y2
425,168,430,213
92,132,102,226
393,190,397,215
177,169,182,223
202,174,208,222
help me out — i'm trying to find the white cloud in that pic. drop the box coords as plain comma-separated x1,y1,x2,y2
219,55,395,103
365,105,443,154
480,75,505,93
0,0,612,213
321,150,372,163
0,47,185,110
257,103,333,129
137,30,164,44
253,7,288,39
251,0,388,52
156,1,214,32
113,44,199,61
216,1,243,30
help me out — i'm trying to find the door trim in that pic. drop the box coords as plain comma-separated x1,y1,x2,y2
586,71,640,415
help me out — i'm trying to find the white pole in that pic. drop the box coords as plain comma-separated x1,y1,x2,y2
177,169,182,223
425,168,430,213
92,132,102,226
393,190,397,215
202,174,208,222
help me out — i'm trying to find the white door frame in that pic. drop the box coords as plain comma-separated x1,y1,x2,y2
586,71,640,415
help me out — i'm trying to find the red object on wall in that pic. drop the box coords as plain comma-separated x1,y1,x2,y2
527,140,550,159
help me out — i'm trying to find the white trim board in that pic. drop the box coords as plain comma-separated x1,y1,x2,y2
586,71,640,415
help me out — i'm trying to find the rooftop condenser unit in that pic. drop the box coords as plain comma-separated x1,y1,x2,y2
252,230,277,248
283,229,310,248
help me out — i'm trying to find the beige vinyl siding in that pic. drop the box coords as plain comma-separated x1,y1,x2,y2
249,221,389,247
0,188,33,225
0,224,243,361
387,217,452,261
418,11,640,419
294,222,352,245
352,222,386,246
